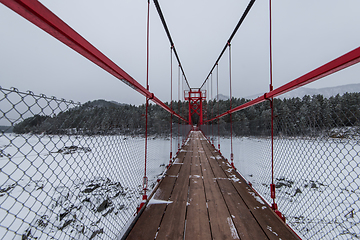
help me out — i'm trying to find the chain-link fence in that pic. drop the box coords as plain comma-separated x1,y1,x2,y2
201,93,360,239
0,86,190,239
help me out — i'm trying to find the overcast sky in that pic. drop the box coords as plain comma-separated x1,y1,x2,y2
1,0,360,105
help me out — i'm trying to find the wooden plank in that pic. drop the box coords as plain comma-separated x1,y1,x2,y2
126,132,299,240
200,139,228,179
185,146,212,239
174,151,187,163
155,145,192,239
217,179,268,240
197,136,240,240
230,177,299,240
200,134,268,239
166,145,188,176
126,176,177,240
207,140,299,240
166,163,182,176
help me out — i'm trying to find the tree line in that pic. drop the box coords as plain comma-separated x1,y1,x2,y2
13,93,360,137
203,92,360,137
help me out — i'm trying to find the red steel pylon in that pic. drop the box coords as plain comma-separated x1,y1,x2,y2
185,88,206,125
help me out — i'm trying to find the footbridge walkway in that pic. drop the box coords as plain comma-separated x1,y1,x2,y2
2,1,360,239
125,131,299,240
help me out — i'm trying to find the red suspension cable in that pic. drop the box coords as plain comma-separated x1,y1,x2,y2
182,73,184,145
170,46,173,165
269,2,274,89
269,0,275,207
211,73,214,145
205,44,360,125
229,43,234,169
142,0,151,209
217,63,220,152
268,0,281,219
178,65,181,151
268,1,284,221
0,0,187,121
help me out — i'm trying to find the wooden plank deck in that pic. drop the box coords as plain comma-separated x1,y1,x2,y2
125,131,299,240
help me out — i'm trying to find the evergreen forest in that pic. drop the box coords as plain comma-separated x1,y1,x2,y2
13,93,360,138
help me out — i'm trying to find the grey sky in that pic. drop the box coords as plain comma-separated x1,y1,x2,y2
1,0,360,106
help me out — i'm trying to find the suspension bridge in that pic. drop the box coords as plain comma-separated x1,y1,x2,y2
1,0,360,239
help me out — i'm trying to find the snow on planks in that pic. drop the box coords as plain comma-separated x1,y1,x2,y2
125,131,299,240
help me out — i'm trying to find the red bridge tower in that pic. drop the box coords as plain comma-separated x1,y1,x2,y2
184,88,206,125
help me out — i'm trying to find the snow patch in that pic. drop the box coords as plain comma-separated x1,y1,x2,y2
229,175,241,183
248,192,265,205
148,199,173,205
167,175,178,178
267,226,278,236
227,217,240,239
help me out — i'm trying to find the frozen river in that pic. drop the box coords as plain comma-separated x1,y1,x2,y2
217,136,360,239
1,133,359,239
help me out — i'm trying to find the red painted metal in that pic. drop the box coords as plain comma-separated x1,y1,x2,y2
228,43,234,168
0,0,187,123
270,183,276,199
185,89,206,125
270,98,276,205
137,193,148,213
205,45,360,123
170,46,174,166
216,64,220,152
142,0,151,205
178,66,181,151
230,154,235,169
211,74,214,144
181,74,186,146
269,0,278,212
275,209,286,222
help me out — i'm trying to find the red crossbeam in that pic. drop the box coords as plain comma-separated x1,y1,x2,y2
1,0,187,123
206,46,360,123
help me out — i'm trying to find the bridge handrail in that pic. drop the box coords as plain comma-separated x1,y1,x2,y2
0,0,187,123
205,45,360,123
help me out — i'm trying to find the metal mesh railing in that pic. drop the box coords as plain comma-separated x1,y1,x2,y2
271,94,360,239
202,93,360,239
0,86,189,239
